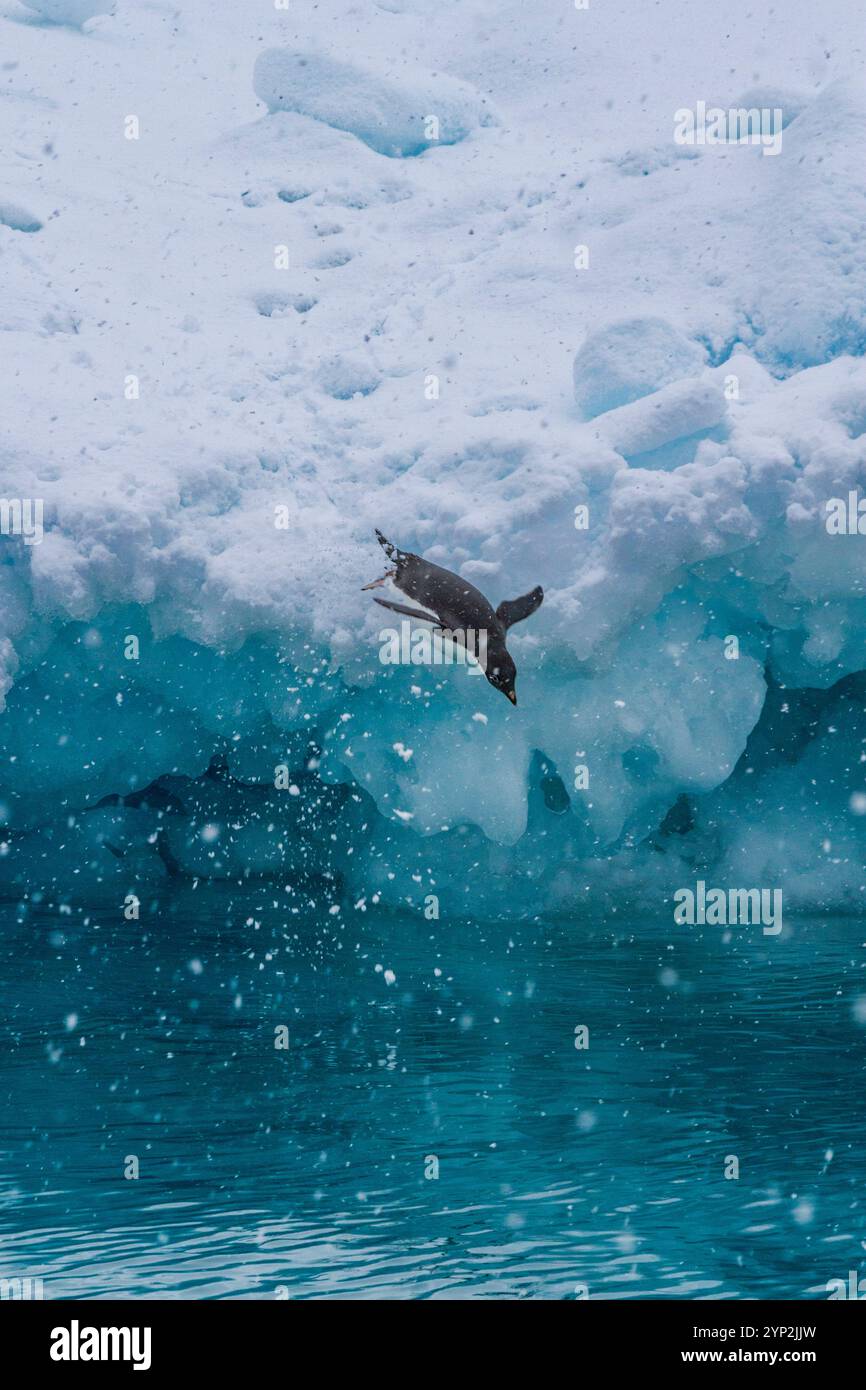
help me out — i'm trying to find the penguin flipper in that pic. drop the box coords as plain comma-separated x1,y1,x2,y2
496,585,544,630
373,596,441,625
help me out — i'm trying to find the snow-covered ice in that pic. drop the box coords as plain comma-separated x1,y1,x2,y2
572,318,707,419
1,0,865,915
253,48,496,157
16,0,114,27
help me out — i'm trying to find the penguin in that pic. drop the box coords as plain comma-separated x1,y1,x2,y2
363,529,543,704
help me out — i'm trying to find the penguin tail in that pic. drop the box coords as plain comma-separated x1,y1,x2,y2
375,528,397,559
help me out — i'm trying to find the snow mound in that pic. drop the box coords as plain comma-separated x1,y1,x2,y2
253,49,496,157
573,318,706,419
18,0,114,25
317,355,381,400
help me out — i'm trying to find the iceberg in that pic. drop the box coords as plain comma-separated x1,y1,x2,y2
0,1,864,921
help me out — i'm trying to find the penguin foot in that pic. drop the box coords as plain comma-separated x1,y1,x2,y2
361,569,396,590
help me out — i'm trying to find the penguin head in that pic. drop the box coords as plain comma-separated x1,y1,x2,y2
487,652,517,705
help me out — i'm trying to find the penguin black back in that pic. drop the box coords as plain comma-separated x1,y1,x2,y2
364,530,544,705
373,529,499,631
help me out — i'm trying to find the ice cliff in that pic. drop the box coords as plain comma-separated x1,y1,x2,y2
1,0,864,916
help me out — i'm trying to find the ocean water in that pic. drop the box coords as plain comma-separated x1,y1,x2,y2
0,890,864,1301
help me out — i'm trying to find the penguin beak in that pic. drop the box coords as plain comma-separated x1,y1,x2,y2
506,690,517,705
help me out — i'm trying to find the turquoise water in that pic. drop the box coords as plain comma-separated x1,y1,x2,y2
1,891,864,1299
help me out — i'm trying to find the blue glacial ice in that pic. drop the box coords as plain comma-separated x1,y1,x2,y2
1,0,865,919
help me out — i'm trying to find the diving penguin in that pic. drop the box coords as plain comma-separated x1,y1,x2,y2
363,529,543,704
